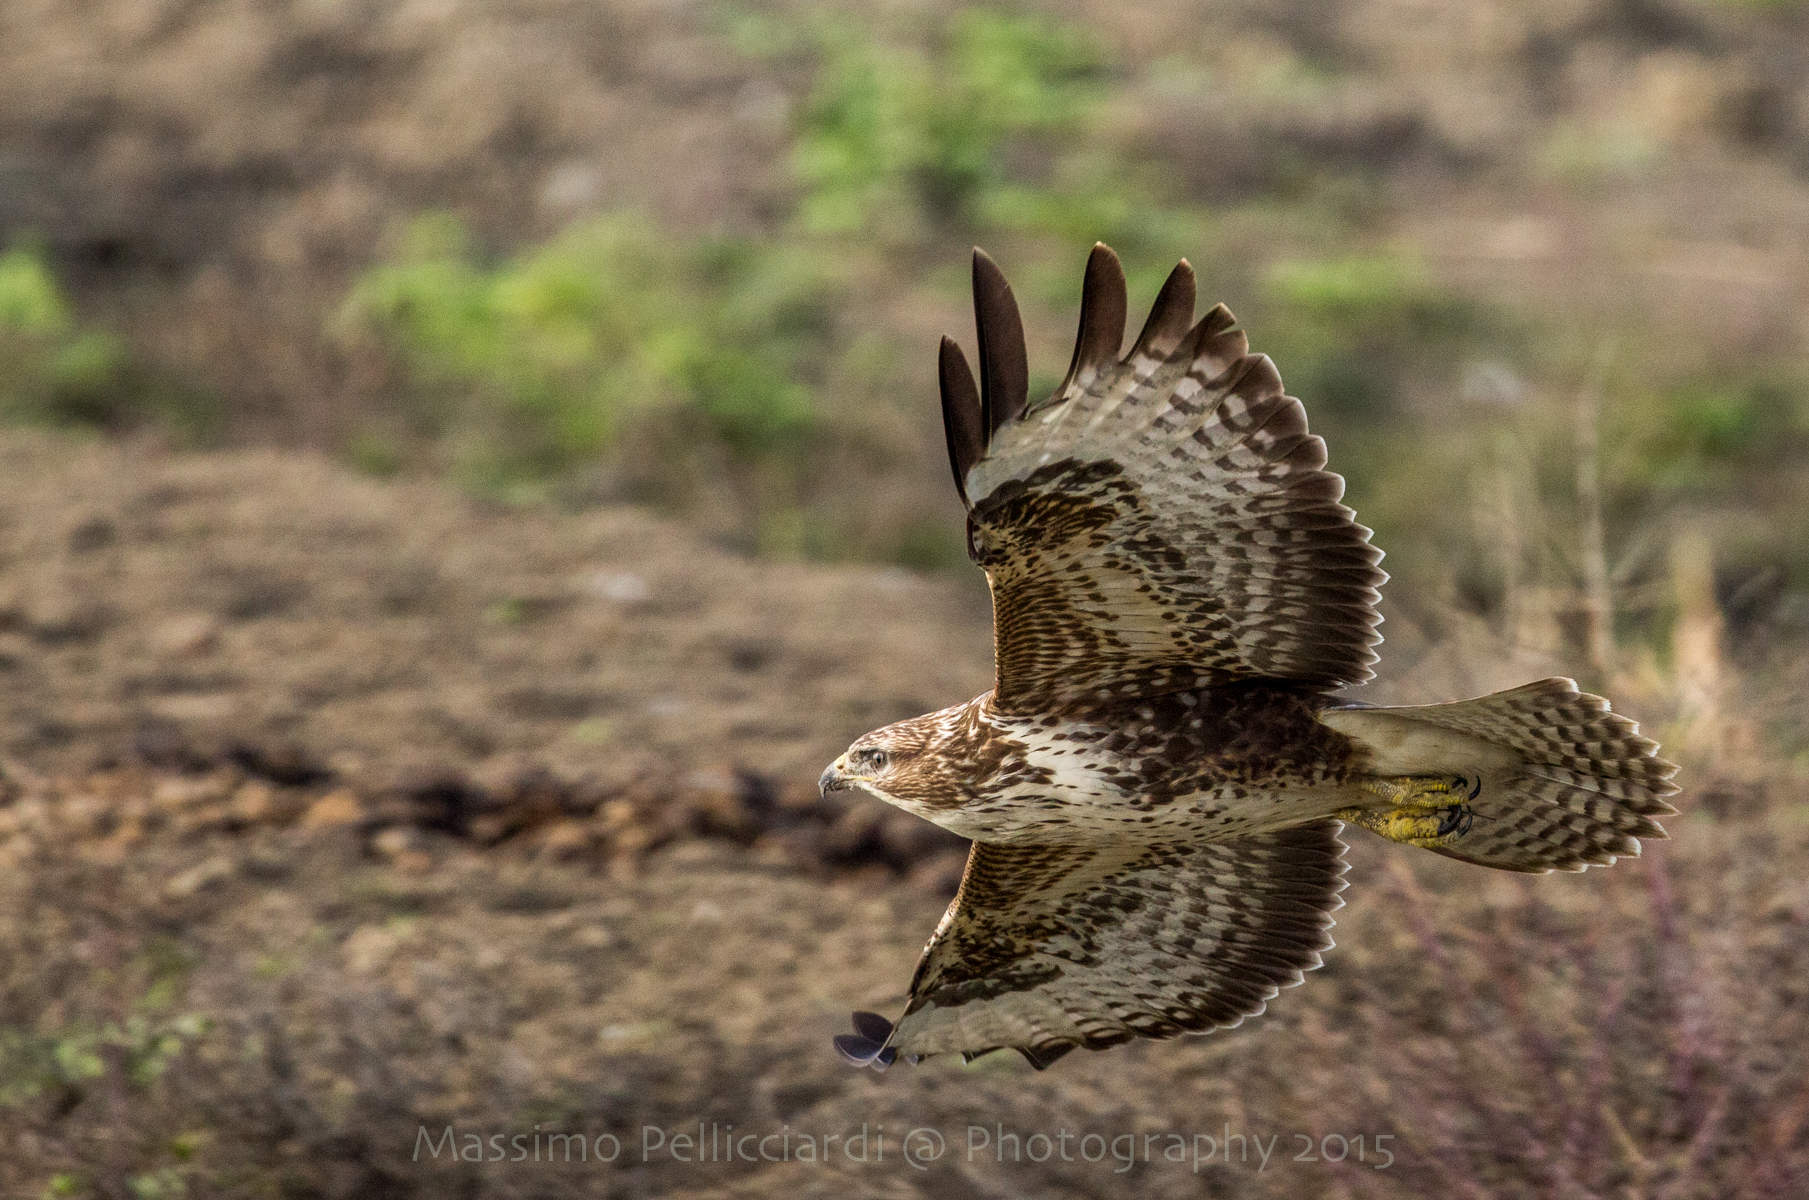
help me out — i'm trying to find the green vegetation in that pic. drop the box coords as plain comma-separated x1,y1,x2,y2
0,1011,208,1107
336,9,1156,519
0,933,210,1200
336,6,1535,557
0,246,216,439
0,246,130,428
337,0,1809,612
1258,247,1500,423
767,7,1201,263
785,10,1108,235
0,246,67,333
335,7,1198,554
1613,375,1809,494
0,936,204,1110
338,212,830,491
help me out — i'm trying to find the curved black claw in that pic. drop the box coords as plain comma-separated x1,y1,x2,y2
834,1012,898,1071
1435,804,1475,838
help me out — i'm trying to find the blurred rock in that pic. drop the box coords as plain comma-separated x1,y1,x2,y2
534,818,597,861
342,923,407,975
301,788,365,830
150,613,220,657
909,848,969,898
370,825,424,859
165,853,235,898
153,770,238,813
680,767,776,845
231,780,304,825
65,514,117,553
227,742,332,787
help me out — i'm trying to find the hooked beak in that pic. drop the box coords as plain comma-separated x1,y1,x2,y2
819,756,848,796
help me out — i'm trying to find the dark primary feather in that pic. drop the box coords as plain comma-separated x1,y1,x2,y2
834,1012,899,1071
1128,258,1196,365
973,248,1029,437
939,336,984,503
1056,243,1128,402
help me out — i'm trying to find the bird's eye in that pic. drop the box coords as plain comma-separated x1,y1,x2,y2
858,748,891,771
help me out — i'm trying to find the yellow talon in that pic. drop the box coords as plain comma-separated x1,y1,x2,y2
1333,807,1456,848
1358,773,1475,807
1335,774,1480,848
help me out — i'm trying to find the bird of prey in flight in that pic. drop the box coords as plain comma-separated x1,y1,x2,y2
820,244,1678,1071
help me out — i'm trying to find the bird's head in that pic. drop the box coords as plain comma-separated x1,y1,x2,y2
819,726,923,802
819,704,973,815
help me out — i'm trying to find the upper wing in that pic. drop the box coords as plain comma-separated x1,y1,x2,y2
835,822,1348,1069
941,245,1386,714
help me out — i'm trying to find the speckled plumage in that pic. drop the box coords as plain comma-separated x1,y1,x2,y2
822,245,1679,1072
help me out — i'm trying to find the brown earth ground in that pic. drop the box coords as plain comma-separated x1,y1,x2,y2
2,428,1806,1199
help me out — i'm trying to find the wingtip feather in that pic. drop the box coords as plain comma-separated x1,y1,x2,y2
939,335,983,506
1128,259,1197,362
972,248,1029,436
1059,243,1127,396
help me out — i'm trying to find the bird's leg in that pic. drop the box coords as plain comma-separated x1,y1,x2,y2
1334,774,1479,848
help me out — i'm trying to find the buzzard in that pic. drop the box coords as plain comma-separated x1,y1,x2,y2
820,244,1679,1071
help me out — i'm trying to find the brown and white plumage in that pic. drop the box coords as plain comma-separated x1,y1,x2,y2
822,244,1679,1071
948,248,1385,713
886,824,1348,1068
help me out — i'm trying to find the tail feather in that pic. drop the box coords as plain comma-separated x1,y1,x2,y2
1322,678,1680,873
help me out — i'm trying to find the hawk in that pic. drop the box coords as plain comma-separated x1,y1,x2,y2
820,244,1680,1071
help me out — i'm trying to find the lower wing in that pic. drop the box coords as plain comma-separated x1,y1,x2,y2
836,821,1348,1070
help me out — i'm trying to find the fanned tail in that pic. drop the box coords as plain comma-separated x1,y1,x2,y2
1322,678,1680,872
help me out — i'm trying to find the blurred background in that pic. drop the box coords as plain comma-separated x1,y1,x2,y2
2,1,1807,1197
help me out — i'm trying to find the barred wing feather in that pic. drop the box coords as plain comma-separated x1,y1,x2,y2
944,245,1387,714
856,822,1349,1069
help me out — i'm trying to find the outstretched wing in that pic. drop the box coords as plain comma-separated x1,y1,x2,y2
837,822,1348,1070
941,245,1386,714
